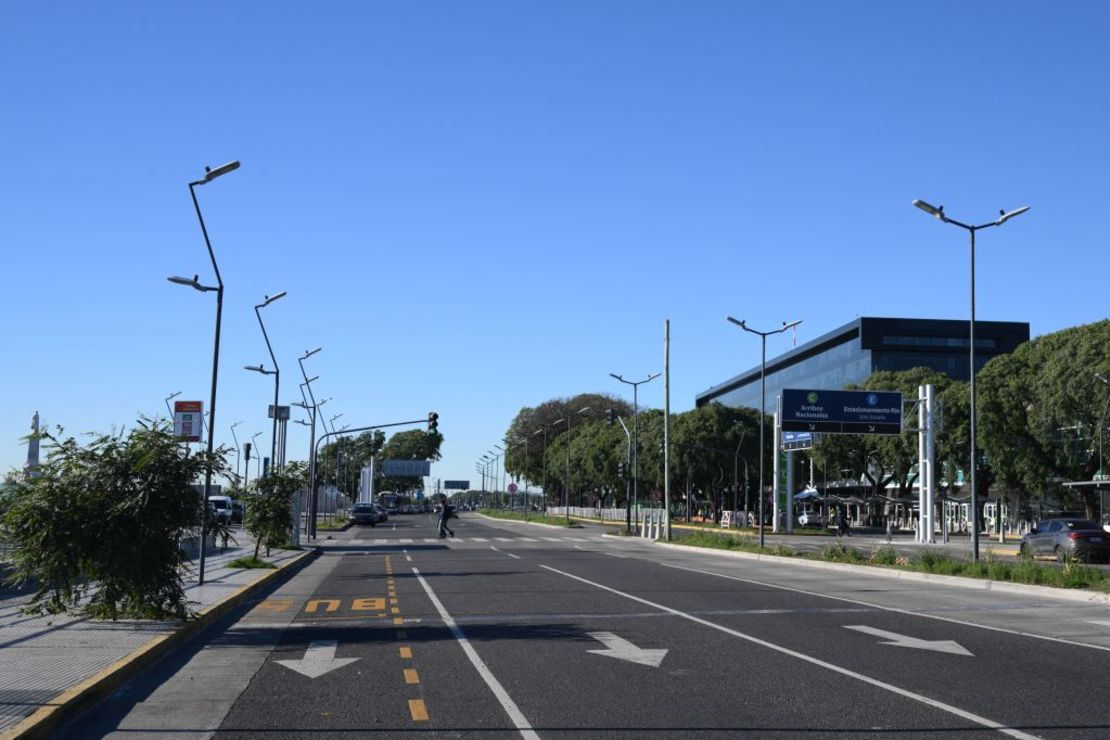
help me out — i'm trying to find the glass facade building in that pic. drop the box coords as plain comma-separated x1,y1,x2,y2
696,316,1029,412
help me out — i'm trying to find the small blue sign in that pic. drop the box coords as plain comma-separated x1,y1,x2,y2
782,431,814,451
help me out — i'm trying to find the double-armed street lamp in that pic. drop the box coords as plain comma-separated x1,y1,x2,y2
168,159,239,586
726,317,802,549
253,291,287,469
609,373,659,532
552,406,592,522
911,199,1030,561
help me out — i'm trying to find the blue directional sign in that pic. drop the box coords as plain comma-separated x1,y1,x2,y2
781,389,903,435
781,431,814,451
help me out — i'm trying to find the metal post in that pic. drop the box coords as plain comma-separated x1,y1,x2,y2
664,319,672,542
911,199,1029,561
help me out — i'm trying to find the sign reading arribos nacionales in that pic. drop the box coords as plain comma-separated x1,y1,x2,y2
781,389,902,435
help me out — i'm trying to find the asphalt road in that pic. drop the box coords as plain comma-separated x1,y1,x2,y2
66,512,1110,738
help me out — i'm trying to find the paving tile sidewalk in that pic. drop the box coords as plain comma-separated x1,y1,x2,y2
0,531,311,737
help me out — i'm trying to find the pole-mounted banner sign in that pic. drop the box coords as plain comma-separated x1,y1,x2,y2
174,400,204,443
781,389,902,435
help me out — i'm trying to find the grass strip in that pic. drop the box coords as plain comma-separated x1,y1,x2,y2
676,532,1110,592
479,509,580,527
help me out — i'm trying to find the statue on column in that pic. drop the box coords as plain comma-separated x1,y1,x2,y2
24,411,41,478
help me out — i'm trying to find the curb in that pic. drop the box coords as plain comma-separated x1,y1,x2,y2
655,541,1110,605
2,548,319,740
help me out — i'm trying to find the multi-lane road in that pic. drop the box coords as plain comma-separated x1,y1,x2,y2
68,513,1110,738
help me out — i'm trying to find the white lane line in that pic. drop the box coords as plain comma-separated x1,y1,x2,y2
540,565,1039,740
659,562,1110,655
403,549,412,563
491,546,522,560
413,568,538,740
604,552,628,559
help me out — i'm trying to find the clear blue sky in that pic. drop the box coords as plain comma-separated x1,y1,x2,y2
3,1,1106,489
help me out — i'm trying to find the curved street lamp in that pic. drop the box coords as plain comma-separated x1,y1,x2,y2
254,291,287,470
175,159,239,586
911,199,1029,560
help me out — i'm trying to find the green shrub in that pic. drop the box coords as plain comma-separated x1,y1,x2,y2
869,547,899,566
2,421,225,619
245,462,306,559
228,556,276,570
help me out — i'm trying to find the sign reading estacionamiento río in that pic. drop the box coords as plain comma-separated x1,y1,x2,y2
781,389,902,435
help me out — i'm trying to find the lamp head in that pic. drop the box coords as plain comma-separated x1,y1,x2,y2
912,199,944,219
244,364,275,375
167,274,214,292
301,347,322,360
996,206,1030,225
260,291,287,307
202,160,240,183
726,316,746,329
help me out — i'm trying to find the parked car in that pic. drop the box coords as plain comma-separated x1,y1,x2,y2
797,510,824,527
373,503,389,522
350,503,380,526
207,495,233,524
1020,518,1110,563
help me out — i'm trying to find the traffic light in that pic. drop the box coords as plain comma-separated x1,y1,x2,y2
427,411,439,434
617,461,626,478
607,408,616,425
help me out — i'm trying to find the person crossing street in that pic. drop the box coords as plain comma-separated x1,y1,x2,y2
437,495,455,539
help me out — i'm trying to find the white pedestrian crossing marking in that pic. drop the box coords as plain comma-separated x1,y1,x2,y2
471,537,489,542
400,538,413,543
519,537,538,542
350,539,364,545
496,538,513,542
543,537,562,542
424,538,440,543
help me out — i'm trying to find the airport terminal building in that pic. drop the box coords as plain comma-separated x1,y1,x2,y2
696,316,1030,411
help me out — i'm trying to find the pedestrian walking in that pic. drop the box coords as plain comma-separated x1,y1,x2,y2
438,496,455,539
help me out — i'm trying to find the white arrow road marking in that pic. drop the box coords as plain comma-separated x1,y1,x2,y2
275,640,359,678
587,632,668,667
845,626,974,656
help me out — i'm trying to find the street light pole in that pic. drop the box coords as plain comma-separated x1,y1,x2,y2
254,291,287,470
297,348,322,537
178,159,239,586
230,421,242,484
1096,373,1110,482
164,390,182,421
610,374,660,533
726,317,802,549
912,199,1029,561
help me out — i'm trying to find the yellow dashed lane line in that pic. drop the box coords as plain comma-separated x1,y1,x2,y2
404,668,420,684
399,646,412,659
409,698,429,721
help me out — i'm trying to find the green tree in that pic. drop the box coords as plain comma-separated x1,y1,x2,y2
2,420,223,619
978,319,1110,518
246,462,307,559
376,429,444,493
503,394,633,487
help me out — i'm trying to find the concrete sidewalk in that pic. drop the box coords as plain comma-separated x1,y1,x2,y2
0,530,314,739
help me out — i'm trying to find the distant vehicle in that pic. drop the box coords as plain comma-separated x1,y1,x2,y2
231,501,244,525
372,503,389,522
1021,518,1110,563
207,496,233,524
350,503,380,526
797,510,823,527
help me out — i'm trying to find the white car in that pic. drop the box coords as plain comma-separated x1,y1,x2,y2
797,510,824,527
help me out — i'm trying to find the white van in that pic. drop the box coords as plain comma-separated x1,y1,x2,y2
207,495,233,524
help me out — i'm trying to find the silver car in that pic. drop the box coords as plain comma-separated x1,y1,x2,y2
1020,518,1110,563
